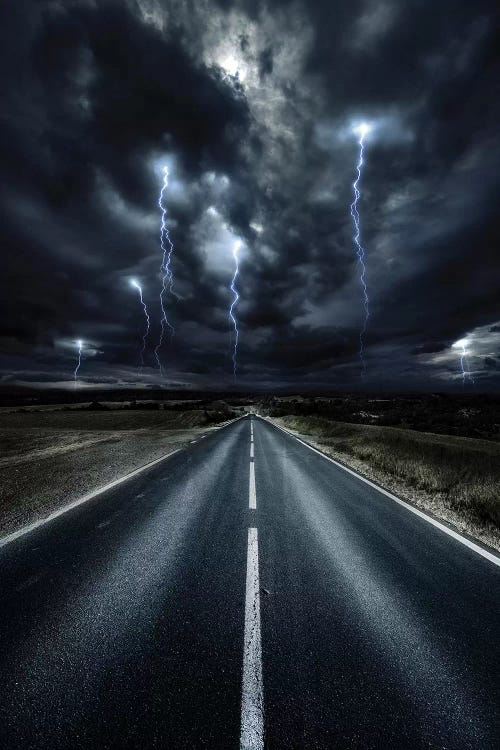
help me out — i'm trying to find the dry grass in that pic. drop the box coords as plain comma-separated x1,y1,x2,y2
0,408,232,536
277,415,500,535
0,407,209,433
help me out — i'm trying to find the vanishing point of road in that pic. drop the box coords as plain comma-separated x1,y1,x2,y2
0,416,499,749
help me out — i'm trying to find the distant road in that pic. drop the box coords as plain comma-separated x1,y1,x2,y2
0,416,499,749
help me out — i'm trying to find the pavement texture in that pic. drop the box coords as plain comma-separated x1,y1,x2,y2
0,416,498,749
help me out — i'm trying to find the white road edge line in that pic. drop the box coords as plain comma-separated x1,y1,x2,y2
0,415,246,550
264,417,500,569
249,462,257,510
240,527,264,750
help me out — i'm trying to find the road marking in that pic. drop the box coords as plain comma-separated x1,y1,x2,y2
250,442,254,459
240,528,264,750
0,415,246,550
0,449,179,550
265,418,500,568
249,462,256,509
96,518,112,529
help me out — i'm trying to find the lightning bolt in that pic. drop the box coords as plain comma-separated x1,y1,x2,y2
130,279,150,368
350,122,371,373
229,241,241,377
453,338,474,385
74,339,83,386
155,166,178,374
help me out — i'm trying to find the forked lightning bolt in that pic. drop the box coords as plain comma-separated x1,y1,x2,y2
350,122,371,373
130,279,150,369
453,338,474,385
229,241,241,377
74,339,83,386
155,166,177,374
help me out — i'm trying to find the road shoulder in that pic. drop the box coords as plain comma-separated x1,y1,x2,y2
267,416,500,557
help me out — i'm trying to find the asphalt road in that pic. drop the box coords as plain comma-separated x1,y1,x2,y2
0,415,499,749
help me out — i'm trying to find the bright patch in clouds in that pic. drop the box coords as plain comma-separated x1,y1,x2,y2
425,323,500,382
217,50,248,81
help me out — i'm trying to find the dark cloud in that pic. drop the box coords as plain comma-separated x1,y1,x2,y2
258,47,273,78
1,0,499,390
411,342,449,357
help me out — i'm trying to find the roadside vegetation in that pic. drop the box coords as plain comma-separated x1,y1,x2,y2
273,414,500,546
264,392,500,441
0,402,237,536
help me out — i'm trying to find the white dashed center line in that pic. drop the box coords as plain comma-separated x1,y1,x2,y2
240,527,264,749
249,463,256,510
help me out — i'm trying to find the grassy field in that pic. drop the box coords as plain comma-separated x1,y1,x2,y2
0,406,235,536
275,415,500,548
264,392,500,440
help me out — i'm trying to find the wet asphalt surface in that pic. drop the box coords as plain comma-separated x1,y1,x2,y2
0,416,499,749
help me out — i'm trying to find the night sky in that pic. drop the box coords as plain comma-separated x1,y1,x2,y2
1,0,499,391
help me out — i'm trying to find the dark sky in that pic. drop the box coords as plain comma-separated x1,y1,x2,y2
1,0,499,391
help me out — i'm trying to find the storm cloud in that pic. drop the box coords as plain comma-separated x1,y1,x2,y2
1,0,499,390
